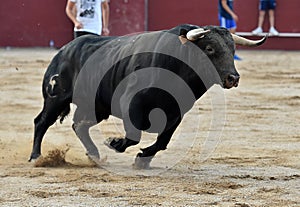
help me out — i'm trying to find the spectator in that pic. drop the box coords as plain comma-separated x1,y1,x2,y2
66,0,110,39
252,0,279,36
218,0,241,60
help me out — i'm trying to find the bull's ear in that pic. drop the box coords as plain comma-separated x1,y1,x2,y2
179,29,189,44
180,28,189,37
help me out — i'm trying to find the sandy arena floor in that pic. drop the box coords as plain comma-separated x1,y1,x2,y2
0,48,299,206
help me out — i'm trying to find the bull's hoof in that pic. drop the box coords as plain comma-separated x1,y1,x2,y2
28,153,41,162
133,155,153,170
104,137,125,152
104,137,138,153
86,153,107,167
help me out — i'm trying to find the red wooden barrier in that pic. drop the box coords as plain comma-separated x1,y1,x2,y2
0,0,299,50
148,0,300,50
0,0,146,48
0,0,72,47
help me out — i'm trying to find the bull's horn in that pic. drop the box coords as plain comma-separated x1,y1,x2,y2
187,28,211,41
231,33,268,47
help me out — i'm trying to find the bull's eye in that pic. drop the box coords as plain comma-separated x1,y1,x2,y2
205,45,215,55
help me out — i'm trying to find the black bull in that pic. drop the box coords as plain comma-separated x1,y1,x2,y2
29,24,266,169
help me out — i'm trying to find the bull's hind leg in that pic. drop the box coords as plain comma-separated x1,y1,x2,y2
72,107,103,165
134,119,181,169
29,99,70,161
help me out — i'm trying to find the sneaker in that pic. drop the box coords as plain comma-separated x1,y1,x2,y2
234,54,242,61
269,27,279,36
252,27,263,35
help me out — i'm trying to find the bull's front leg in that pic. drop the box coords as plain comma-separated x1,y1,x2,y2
104,137,139,153
104,113,141,152
134,118,181,169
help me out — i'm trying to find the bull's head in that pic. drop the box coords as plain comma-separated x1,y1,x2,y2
182,26,267,89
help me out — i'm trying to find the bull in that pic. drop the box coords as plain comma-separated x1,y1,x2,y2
29,24,267,169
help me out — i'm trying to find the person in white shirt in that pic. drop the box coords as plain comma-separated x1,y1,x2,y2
66,0,110,38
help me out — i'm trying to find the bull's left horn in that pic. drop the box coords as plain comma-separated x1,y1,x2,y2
187,28,211,41
231,33,268,47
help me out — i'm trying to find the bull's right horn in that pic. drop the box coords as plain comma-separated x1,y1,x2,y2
187,28,211,41
231,33,268,47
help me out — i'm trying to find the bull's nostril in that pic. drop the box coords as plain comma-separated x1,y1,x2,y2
233,75,240,87
225,74,240,88
229,75,240,81
228,74,236,82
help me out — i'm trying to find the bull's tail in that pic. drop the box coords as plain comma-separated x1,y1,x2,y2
59,105,71,124
45,73,72,124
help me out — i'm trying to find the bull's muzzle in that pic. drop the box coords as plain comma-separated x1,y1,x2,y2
224,74,240,89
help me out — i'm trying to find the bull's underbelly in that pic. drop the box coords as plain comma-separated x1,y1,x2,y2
97,88,183,133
